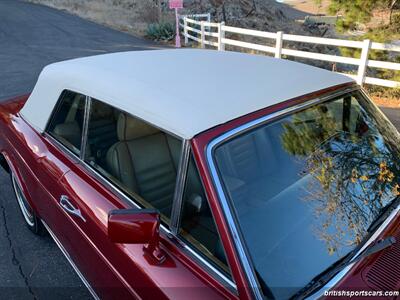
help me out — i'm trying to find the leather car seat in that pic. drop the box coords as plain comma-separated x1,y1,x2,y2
106,113,181,217
53,121,81,150
87,101,118,164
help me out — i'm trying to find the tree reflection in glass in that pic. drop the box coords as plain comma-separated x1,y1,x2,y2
281,92,400,256
214,90,400,299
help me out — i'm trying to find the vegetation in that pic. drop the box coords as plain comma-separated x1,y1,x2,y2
326,0,399,32
146,22,175,41
320,0,400,99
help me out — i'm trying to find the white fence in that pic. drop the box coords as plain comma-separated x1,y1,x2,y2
179,13,211,23
179,16,400,88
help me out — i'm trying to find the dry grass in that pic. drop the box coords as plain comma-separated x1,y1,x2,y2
371,96,400,108
27,0,173,37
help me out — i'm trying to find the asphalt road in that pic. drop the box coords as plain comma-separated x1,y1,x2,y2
0,1,158,299
0,1,399,300
381,107,400,129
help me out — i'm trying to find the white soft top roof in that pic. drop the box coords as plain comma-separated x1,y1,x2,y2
21,49,353,139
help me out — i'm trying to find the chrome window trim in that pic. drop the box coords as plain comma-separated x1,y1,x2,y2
81,152,237,290
309,204,400,299
45,133,237,290
308,88,400,299
80,150,237,291
44,132,80,163
43,89,71,133
44,90,87,157
80,96,91,160
170,139,191,235
44,122,237,291
206,86,360,300
40,91,238,292
180,237,237,289
172,144,237,291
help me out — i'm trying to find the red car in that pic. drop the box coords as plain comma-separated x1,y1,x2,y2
0,50,399,299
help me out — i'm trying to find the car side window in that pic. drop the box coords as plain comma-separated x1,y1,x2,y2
180,155,230,275
47,90,86,155
84,98,182,224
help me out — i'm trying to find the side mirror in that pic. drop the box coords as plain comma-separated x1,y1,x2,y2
108,208,166,264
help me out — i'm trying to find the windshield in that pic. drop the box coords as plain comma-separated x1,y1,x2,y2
213,90,400,299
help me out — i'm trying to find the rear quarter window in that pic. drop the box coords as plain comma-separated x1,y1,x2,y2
47,90,86,155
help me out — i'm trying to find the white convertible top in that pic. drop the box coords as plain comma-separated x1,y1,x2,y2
21,49,353,139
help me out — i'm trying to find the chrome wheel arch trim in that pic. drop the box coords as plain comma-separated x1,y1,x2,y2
11,172,35,227
205,86,364,300
41,220,100,300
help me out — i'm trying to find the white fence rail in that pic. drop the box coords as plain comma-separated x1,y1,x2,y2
179,16,400,88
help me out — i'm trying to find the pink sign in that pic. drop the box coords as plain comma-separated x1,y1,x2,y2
169,0,183,9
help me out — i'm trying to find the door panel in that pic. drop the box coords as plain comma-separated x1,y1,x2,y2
3,101,235,298
5,114,126,298
61,162,231,300
58,168,134,299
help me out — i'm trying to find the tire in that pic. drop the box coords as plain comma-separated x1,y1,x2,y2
11,172,45,235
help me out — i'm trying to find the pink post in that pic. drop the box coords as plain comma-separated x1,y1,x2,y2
169,0,183,48
175,8,181,48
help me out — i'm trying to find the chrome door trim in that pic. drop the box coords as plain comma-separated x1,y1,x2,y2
75,149,237,290
206,86,360,300
180,238,237,289
80,96,91,160
41,221,100,300
39,103,238,291
170,139,191,235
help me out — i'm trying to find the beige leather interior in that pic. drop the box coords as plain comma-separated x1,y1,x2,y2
106,113,181,218
53,121,81,150
51,92,86,152
104,111,226,265
117,113,160,141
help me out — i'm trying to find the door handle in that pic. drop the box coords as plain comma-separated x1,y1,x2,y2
59,195,86,222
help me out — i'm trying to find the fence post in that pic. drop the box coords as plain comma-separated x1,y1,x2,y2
201,21,205,49
218,22,225,51
207,13,211,23
275,31,283,59
183,17,188,45
357,39,371,86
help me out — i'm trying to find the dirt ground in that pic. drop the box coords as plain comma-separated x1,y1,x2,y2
283,0,330,15
371,96,400,109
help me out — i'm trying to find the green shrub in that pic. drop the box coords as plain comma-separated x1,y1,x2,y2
146,22,175,41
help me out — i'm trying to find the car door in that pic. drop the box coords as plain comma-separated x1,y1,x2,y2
33,91,132,298
33,91,85,242
56,97,237,299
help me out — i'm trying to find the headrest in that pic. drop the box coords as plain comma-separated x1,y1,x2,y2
117,113,159,141
53,121,81,147
92,101,114,120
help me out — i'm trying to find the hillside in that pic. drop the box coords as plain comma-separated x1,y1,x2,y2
26,0,325,37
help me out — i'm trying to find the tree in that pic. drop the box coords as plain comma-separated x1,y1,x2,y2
321,0,400,97
324,0,399,31
389,0,399,24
